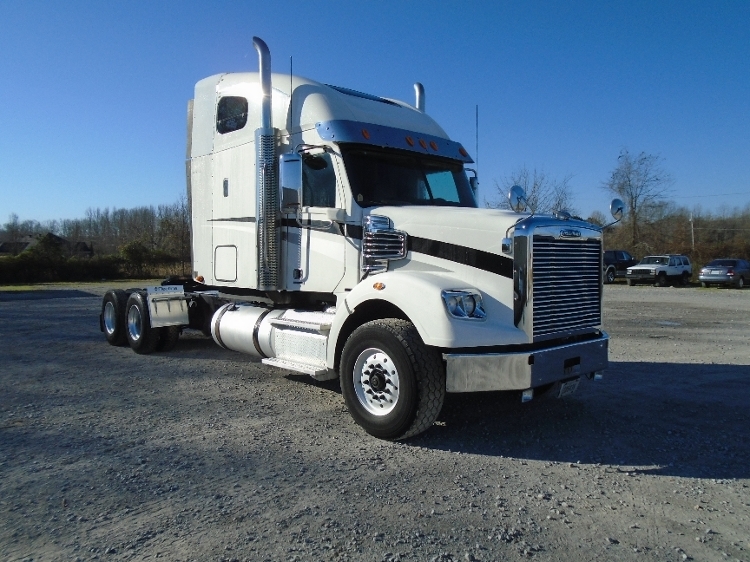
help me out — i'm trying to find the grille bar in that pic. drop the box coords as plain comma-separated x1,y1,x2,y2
531,237,602,339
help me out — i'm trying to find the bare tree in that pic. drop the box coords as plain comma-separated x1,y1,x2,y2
489,167,576,215
602,149,673,246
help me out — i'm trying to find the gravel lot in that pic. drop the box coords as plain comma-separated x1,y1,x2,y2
1,282,748,562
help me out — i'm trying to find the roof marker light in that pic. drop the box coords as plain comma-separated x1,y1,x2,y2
405,136,414,146
419,139,427,149
361,129,370,139
430,141,438,151
459,147,468,157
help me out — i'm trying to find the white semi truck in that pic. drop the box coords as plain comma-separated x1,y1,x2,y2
100,37,620,440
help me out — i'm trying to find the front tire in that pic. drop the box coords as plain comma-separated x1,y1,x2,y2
605,267,616,284
737,277,745,289
626,279,636,286
657,273,668,287
125,292,161,354
340,319,445,440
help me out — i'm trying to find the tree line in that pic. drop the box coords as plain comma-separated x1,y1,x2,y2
0,197,190,283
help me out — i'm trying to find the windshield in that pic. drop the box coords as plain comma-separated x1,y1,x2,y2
640,256,669,265
340,144,477,208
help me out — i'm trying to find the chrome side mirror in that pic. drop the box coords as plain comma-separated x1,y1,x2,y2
466,168,478,194
279,153,302,212
508,185,527,213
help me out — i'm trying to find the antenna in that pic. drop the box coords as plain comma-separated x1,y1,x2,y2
290,56,293,132
475,105,479,176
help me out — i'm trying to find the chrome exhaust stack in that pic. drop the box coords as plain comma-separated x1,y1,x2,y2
253,36,279,291
414,82,425,112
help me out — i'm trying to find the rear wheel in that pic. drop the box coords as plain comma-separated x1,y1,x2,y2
340,319,445,440
737,277,745,289
681,272,690,286
125,292,161,354
101,289,129,346
155,325,180,352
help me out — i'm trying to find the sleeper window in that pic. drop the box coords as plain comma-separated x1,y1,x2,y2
216,96,248,134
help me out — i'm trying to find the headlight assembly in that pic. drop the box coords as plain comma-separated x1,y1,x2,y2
441,289,486,320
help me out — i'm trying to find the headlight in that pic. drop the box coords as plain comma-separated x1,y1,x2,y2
441,290,486,320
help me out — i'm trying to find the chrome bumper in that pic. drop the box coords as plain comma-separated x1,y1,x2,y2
444,332,609,393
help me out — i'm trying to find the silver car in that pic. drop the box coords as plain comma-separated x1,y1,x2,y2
698,258,750,288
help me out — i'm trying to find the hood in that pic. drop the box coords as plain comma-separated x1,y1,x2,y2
370,206,522,255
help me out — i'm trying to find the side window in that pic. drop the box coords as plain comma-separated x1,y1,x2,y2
669,257,677,266
217,96,248,134
682,257,690,266
302,153,337,207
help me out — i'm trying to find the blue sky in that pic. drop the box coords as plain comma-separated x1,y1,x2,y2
1,1,748,224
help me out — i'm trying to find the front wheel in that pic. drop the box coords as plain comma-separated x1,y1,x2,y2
626,279,636,286
340,319,445,440
657,273,668,287
605,267,616,284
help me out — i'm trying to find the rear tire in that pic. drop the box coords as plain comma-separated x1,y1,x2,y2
155,325,180,352
737,277,745,289
681,272,690,286
340,319,445,440
125,292,161,354
101,289,129,346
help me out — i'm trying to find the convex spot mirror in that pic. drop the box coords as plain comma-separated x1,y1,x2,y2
610,198,625,221
508,185,527,213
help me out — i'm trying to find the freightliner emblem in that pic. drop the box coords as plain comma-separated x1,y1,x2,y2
560,229,581,238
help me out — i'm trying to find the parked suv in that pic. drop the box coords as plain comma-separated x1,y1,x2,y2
626,254,692,287
603,250,638,283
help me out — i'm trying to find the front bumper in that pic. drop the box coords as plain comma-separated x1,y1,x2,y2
444,332,609,392
626,272,657,281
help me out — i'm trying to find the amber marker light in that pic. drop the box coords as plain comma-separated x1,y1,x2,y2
430,141,438,151
405,136,414,146
419,139,427,149
361,129,370,139
459,147,468,157
195,275,205,283
373,282,386,291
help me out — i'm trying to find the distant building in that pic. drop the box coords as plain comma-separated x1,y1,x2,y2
0,233,93,258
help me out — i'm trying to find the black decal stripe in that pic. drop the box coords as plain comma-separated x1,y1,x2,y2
408,236,513,279
208,217,256,223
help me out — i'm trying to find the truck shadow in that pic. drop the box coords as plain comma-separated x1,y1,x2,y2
0,289,98,302
419,361,749,480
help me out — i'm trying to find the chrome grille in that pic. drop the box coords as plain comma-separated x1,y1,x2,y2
532,237,602,339
361,215,406,275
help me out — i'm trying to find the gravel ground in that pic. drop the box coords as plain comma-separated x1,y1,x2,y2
1,281,748,562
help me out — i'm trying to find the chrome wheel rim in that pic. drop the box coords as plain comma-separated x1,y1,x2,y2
127,304,142,342
103,301,117,336
353,347,400,416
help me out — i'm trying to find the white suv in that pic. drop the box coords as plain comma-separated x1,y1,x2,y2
626,254,692,286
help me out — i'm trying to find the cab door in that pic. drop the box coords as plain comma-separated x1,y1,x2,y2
282,152,347,293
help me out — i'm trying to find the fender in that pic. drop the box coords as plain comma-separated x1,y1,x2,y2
326,270,528,367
